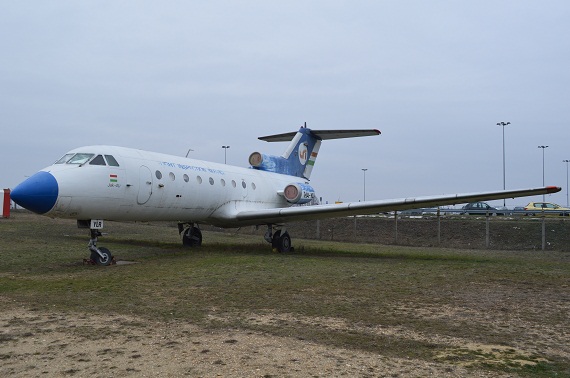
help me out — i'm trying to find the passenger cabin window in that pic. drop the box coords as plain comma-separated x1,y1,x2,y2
89,155,106,166
105,155,120,167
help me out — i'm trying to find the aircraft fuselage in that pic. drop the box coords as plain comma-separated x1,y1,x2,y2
23,145,302,227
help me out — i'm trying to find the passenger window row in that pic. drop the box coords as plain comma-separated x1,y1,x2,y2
155,170,256,190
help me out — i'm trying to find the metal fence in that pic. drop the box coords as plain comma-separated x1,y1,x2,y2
396,210,566,250
277,213,570,252
207,208,570,252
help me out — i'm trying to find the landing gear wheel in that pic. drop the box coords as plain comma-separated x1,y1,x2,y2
182,226,202,247
272,230,292,253
91,247,113,266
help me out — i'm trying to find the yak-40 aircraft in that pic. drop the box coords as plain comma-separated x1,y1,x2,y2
11,125,561,265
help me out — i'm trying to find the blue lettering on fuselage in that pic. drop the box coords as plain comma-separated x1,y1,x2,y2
160,162,225,175
207,168,224,175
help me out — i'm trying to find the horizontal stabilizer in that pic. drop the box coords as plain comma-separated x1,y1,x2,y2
259,129,381,142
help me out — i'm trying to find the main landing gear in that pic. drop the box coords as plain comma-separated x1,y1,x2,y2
88,229,114,266
178,223,203,247
177,222,292,253
265,225,293,253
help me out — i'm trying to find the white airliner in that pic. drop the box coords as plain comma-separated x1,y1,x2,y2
11,125,561,265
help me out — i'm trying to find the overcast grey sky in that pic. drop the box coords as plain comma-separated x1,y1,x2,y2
2,1,569,207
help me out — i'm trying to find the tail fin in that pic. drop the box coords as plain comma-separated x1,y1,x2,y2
249,125,380,180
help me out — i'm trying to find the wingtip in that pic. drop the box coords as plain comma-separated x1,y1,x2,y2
546,186,562,193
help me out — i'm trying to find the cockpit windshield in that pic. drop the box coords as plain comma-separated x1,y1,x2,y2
67,153,95,165
55,153,94,165
89,155,106,165
54,153,120,166
55,153,75,164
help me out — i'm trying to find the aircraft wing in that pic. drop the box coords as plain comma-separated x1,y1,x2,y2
236,186,561,225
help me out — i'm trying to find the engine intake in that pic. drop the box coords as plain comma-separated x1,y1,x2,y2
283,183,315,204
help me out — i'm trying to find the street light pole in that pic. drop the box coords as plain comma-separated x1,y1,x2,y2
562,160,570,207
361,168,368,202
222,146,230,164
497,122,510,207
538,146,549,201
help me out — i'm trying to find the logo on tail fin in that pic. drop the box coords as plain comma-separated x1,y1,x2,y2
298,143,308,165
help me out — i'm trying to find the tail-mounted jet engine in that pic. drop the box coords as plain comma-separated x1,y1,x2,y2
249,152,283,173
282,183,315,204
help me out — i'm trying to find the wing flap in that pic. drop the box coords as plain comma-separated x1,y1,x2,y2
236,186,561,225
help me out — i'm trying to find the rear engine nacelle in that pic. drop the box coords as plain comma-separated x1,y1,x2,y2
283,183,315,204
249,152,284,172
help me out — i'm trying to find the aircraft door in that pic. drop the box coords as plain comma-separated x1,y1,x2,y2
137,166,153,205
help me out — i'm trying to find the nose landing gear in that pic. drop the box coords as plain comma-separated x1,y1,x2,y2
87,229,114,266
78,220,114,266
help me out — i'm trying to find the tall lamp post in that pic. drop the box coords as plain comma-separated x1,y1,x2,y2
538,146,549,201
361,168,368,202
222,146,230,164
562,160,570,207
497,121,510,206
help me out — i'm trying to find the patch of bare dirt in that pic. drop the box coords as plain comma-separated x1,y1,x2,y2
1,306,517,377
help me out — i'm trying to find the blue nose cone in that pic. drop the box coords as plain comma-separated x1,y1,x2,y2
11,171,59,214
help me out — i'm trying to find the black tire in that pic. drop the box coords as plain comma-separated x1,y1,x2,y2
272,231,292,253
91,247,112,266
182,226,202,247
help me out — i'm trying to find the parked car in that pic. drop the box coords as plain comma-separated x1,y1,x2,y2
513,206,526,216
524,202,570,216
462,202,503,215
495,206,512,216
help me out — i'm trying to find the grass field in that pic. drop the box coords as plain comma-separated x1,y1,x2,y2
1,212,569,377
